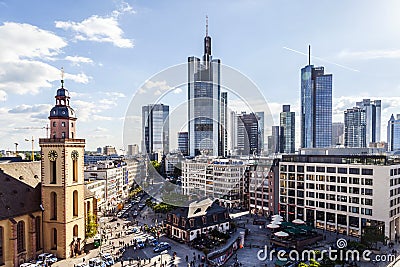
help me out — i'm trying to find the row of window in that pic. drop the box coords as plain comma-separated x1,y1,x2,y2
302,201,373,215
49,158,78,184
280,165,373,175
50,191,79,220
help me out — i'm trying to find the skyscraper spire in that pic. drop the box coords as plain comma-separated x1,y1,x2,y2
308,45,311,65
206,15,208,37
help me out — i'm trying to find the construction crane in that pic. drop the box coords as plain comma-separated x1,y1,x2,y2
14,143,18,156
14,125,49,138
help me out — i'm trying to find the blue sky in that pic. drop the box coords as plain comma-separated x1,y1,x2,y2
1,0,400,152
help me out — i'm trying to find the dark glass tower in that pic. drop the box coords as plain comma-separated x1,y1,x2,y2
188,18,221,156
344,107,366,148
300,47,332,148
280,105,295,153
237,112,259,155
388,114,400,151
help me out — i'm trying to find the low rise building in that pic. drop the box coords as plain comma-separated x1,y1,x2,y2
279,154,400,240
165,198,231,242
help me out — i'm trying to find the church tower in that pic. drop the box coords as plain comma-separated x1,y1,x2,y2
39,70,85,258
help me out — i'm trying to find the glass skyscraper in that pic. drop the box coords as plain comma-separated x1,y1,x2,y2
301,64,332,148
388,114,400,151
356,99,381,144
280,105,295,153
178,131,189,156
237,112,259,155
188,21,221,157
142,104,169,160
344,107,366,148
255,111,265,154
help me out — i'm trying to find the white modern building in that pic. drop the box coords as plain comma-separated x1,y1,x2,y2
279,153,400,240
182,157,246,208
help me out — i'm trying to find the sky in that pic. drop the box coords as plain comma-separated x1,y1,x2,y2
1,0,400,152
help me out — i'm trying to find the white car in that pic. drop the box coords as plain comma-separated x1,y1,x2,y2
19,264,38,267
37,253,58,265
88,258,106,267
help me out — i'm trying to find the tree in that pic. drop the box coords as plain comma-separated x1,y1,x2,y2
85,212,98,238
150,160,161,174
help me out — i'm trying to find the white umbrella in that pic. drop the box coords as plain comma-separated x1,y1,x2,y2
267,224,280,229
271,220,282,225
271,215,283,219
292,219,305,224
274,231,289,237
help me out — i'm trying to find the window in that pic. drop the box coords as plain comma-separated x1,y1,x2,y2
297,166,304,173
338,168,347,174
62,132,66,138
35,217,41,250
51,228,57,250
73,225,78,237
306,166,315,172
349,168,360,175
327,167,336,173
362,169,373,175
316,167,325,173
50,192,57,220
73,190,78,217
0,227,3,265
71,122,74,127
61,122,65,127
52,122,56,127
17,221,25,253
73,158,78,182
50,161,56,184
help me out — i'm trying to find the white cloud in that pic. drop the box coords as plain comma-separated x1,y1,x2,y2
65,55,93,65
55,3,134,48
139,80,172,95
338,49,400,60
0,22,90,95
0,90,7,101
173,88,183,94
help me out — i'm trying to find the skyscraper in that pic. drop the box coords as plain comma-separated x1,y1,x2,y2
332,122,344,146
178,132,189,156
142,104,169,160
388,114,400,152
280,105,295,153
255,111,265,154
188,18,221,157
356,99,381,144
237,112,259,155
229,111,238,154
220,92,228,157
268,126,280,154
344,107,366,148
301,46,332,148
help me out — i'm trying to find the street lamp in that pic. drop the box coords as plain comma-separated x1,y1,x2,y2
24,136,34,161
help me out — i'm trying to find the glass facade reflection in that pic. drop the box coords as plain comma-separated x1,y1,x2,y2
344,107,366,147
280,105,295,153
388,114,400,151
301,65,332,148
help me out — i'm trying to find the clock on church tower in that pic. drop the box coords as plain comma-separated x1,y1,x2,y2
39,73,86,259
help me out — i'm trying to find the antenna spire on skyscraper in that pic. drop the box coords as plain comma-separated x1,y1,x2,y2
308,45,311,65
206,15,208,36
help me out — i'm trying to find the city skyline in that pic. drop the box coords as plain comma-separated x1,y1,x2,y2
2,1,400,152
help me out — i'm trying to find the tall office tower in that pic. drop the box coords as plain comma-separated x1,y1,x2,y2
388,114,400,151
142,104,169,160
220,92,228,157
237,112,259,155
270,126,280,154
301,46,332,148
178,132,189,156
188,18,221,157
356,99,381,144
332,122,344,146
279,105,295,153
229,111,238,154
103,145,117,155
344,107,366,148
255,112,265,154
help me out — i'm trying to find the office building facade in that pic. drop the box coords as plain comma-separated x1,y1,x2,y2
255,112,265,154
388,114,400,152
220,92,228,157
344,107,367,148
301,64,332,148
268,126,280,154
356,99,381,144
237,112,259,155
280,105,295,153
188,22,221,157
332,122,344,146
177,132,189,156
142,104,169,160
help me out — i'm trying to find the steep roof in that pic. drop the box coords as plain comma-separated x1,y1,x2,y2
0,162,41,220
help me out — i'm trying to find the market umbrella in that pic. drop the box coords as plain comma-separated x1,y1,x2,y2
267,223,280,229
292,219,305,225
271,215,283,219
274,231,289,237
271,220,282,225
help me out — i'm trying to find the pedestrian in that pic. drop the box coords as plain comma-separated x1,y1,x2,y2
186,255,189,262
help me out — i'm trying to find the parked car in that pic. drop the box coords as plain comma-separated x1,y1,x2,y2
125,229,135,235
76,263,88,267
153,242,171,253
101,253,115,266
88,258,106,267
37,253,58,265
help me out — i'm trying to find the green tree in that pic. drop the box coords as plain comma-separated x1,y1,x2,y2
86,212,98,238
150,160,161,173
